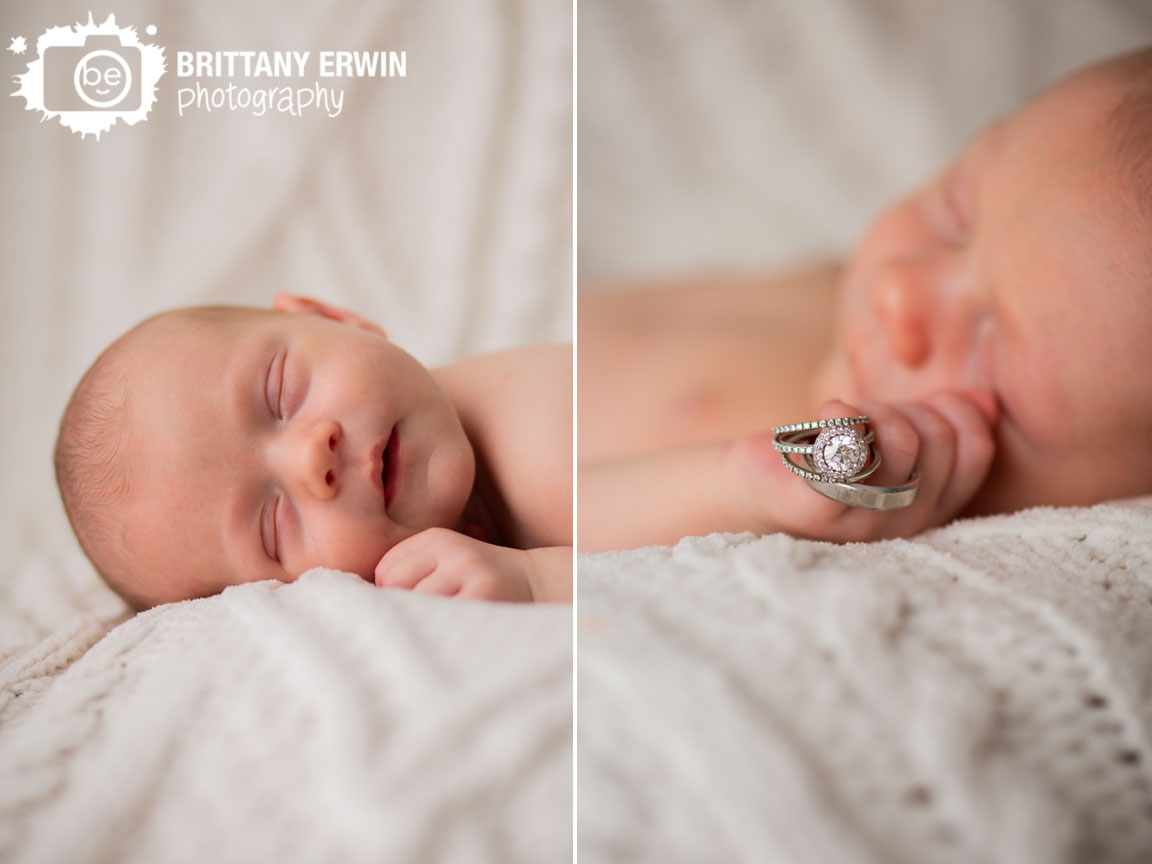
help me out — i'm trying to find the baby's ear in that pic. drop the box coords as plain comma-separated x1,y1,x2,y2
272,294,387,338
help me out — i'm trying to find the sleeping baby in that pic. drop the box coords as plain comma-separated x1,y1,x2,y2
56,295,572,609
579,47,1152,551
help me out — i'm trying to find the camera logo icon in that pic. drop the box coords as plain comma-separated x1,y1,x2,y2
43,34,141,111
12,13,165,140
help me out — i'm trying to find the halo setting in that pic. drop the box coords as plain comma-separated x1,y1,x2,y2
810,427,870,482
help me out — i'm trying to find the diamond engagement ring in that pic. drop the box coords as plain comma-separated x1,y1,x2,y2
772,416,875,482
771,415,920,510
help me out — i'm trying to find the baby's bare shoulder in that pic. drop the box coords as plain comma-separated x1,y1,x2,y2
488,342,570,378
487,346,572,547
462,344,570,415
445,345,572,546
480,344,571,466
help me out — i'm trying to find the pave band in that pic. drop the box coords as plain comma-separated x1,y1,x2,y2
771,416,870,435
781,450,882,484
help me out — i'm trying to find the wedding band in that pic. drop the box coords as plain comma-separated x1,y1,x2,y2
802,468,921,511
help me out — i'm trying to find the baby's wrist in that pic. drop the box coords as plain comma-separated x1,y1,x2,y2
524,546,573,603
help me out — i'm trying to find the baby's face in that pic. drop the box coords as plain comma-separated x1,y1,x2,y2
118,306,475,605
824,62,1152,513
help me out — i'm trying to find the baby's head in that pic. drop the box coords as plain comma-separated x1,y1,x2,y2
820,47,1152,514
56,296,475,609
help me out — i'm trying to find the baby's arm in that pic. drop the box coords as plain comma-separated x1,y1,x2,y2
579,390,997,551
579,447,751,552
375,528,572,603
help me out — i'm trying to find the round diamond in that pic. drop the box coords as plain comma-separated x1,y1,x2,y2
811,427,869,481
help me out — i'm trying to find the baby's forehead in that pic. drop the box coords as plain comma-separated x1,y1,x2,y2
114,307,274,437
118,307,289,385
1047,56,1152,194
131,305,277,345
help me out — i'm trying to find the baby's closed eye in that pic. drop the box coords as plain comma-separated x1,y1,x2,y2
266,349,288,419
260,495,282,562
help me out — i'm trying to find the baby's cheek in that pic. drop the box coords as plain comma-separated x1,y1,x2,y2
308,513,413,581
421,439,476,528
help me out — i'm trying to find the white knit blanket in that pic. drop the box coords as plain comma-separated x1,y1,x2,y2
0,565,572,864
578,498,1152,864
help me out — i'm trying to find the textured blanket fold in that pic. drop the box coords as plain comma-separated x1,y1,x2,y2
1,570,572,864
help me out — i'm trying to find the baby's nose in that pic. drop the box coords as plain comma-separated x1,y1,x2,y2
873,258,931,368
287,419,342,500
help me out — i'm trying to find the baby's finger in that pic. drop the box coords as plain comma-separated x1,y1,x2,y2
375,546,434,589
411,571,462,598
457,576,500,601
848,400,920,489
383,526,452,560
918,391,997,519
882,400,956,527
755,403,852,528
373,527,455,586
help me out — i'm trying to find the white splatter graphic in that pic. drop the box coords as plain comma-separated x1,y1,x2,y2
12,13,165,140
7,36,27,55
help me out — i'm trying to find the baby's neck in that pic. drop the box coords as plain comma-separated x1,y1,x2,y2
432,344,572,550
454,452,512,547
433,354,519,548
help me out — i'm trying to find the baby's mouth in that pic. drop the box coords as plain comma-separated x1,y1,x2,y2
381,426,400,510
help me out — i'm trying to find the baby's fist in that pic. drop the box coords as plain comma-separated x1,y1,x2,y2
374,527,535,602
730,389,998,542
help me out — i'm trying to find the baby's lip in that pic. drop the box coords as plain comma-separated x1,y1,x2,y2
371,427,401,511
383,426,400,510
370,431,390,505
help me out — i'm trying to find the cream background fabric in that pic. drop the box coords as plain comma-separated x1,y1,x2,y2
579,0,1152,279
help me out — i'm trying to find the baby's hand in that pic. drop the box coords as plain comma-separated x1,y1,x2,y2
374,527,536,602
728,390,998,543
